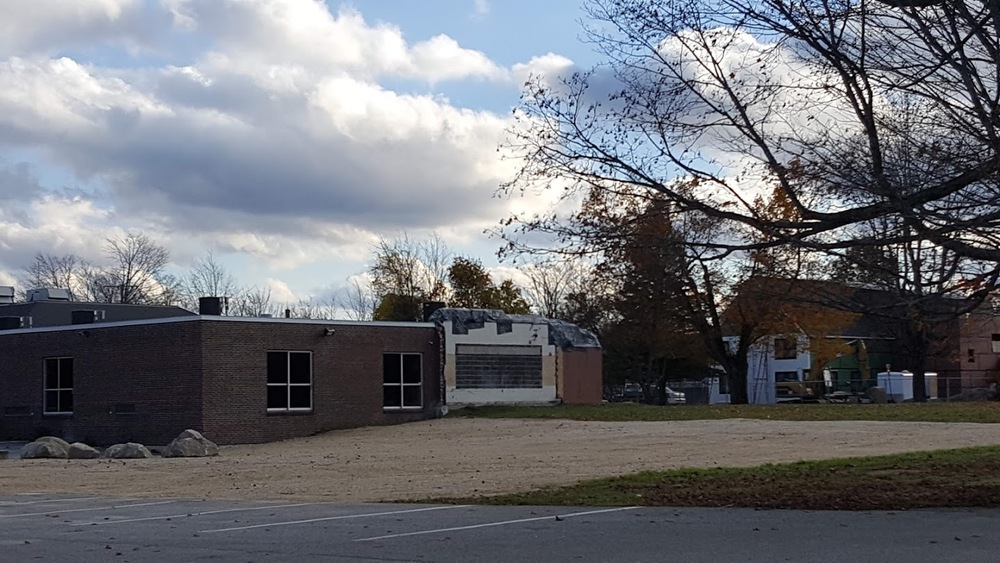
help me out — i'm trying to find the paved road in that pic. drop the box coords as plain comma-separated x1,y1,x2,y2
1,494,997,562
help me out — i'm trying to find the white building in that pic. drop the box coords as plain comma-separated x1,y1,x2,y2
717,334,812,404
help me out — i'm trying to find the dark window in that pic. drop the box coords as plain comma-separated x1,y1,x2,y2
266,351,312,412
775,371,799,382
383,353,422,409
773,337,797,360
44,357,74,414
969,348,977,363
992,334,1000,354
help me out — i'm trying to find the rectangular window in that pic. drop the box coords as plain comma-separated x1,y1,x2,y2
969,348,977,363
992,334,1000,354
773,337,797,360
383,353,422,409
266,351,312,412
774,371,799,382
44,357,74,414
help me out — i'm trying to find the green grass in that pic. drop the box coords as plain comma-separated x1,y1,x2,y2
432,446,1000,510
450,402,1000,423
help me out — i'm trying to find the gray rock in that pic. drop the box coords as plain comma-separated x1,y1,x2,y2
35,436,71,452
67,442,100,459
162,429,219,458
20,441,69,459
102,442,153,459
866,386,888,404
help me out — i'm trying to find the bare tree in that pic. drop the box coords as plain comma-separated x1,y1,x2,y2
187,251,241,300
19,253,88,299
343,275,377,321
369,232,451,321
519,259,589,318
233,286,276,317
101,232,170,304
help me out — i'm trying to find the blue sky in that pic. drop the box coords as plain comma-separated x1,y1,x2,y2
0,0,596,309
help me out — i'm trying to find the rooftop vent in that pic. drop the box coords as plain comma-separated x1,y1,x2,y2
71,310,105,325
26,288,73,302
0,316,30,330
199,296,226,316
0,286,13,304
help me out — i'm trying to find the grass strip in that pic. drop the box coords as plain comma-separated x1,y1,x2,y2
450,402,1000,423
431,446,1000,510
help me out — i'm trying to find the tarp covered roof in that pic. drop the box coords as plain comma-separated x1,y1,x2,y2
429,307,601,349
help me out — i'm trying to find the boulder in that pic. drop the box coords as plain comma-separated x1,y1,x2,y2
35,436,71,452
102,442,153,459
866,386,888,404
20,441,68,459
162,429,219,458
68,442,101,459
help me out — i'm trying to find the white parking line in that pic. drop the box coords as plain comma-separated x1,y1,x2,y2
200,505,468,534
0,500,176,519
0,497,95,506
355,506,641,542
71,502,318,526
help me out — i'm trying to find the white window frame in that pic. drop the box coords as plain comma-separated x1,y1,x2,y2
266,351,313,413
44,357,74,414
383,352,423,410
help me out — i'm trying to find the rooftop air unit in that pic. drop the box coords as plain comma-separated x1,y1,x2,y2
0,286,14,304
26,288,73,302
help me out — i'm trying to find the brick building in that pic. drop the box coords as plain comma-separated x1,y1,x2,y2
0,315,444,445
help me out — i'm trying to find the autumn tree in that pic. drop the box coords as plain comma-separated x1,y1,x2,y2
501,0,1000,400
447,256,531,313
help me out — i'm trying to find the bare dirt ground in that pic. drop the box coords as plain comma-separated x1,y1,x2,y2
2,418,1000,502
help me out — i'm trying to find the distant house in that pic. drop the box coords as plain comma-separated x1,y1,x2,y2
430,308,603,406
719,282,1000,403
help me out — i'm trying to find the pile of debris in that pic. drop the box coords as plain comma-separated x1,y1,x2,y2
948,384,999,402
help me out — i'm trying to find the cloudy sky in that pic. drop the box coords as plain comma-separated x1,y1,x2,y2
0,0,596,306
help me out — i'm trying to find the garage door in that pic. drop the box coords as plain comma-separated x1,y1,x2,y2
455,344,542,389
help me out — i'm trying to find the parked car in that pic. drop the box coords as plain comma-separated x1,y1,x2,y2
664,387,687,405
615,383,686,404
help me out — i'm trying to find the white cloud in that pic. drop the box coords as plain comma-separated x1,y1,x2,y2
471,0,490,21
0,0,160,56
0,0,576,297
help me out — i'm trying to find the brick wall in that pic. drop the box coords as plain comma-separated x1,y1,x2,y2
199,320,443,444
0,321,203,445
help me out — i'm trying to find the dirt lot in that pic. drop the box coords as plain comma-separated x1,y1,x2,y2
3,418,1000,502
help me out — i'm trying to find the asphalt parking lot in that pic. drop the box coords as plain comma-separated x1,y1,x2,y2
1,494,999,562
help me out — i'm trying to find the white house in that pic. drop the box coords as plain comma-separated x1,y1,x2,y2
717,334,812,404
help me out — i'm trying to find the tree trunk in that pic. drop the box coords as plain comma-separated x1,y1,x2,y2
911,347,929,403
727,358,750,404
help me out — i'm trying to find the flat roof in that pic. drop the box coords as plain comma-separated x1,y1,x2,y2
0,315,436,336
